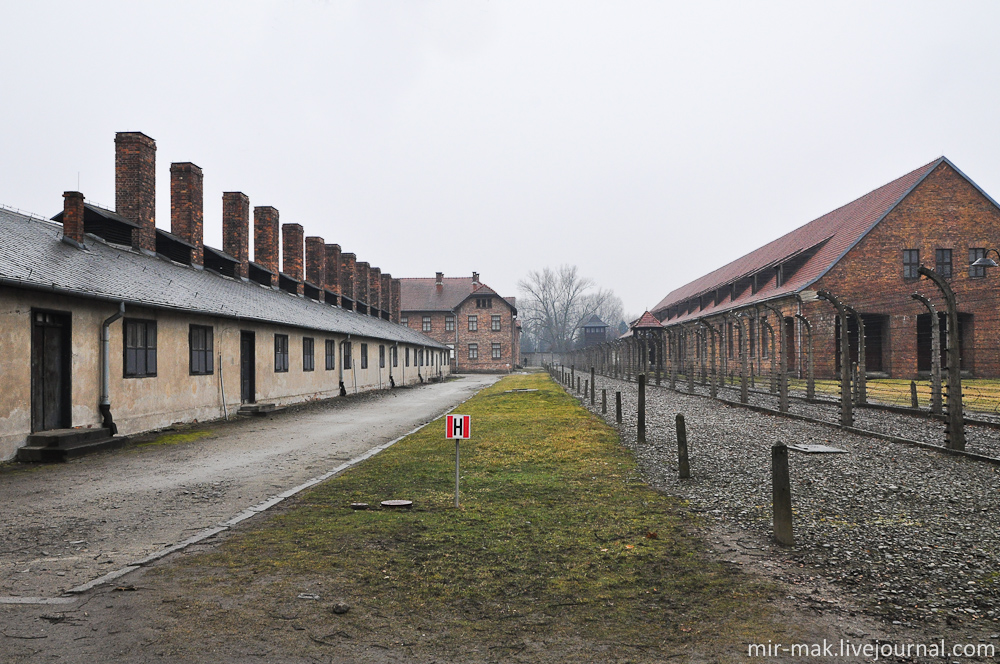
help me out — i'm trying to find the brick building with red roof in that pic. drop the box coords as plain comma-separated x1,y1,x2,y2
651,157,1000,380
399,272,520,372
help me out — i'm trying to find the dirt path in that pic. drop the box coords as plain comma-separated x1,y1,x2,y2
0,375,499,601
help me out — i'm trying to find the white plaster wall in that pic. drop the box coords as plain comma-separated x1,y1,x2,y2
0,288,450,460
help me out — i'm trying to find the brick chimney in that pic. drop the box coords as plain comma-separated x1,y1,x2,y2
356,261,371,309
115,131,156,253
325,244,341,296
305,236,326,288
253,206,279,275
369,267,382,312
170,162,204,266
381,273,392,316
282,223,304,295
390,279,401,323
61,191,85,245
339,252,356,301
435,271,444,291
472,271,480,286
222,192,249,278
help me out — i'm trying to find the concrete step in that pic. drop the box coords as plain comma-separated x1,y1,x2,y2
237,403,284,416
26,427,112,449
18,433,126,463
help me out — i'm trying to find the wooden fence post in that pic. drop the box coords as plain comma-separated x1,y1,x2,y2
637,374,646,443
772,443,794,546
676,414,690,479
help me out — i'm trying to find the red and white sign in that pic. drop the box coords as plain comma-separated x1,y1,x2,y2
446,414,471,439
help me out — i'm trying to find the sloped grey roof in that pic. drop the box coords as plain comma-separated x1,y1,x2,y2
0,208,446,348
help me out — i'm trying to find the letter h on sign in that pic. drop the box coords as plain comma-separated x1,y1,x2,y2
446,414,471,439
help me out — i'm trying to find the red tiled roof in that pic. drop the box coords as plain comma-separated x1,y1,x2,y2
652,158,947,323
631,311,663,329
399,277,513,313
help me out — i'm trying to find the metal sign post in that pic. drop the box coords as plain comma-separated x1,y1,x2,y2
445,414,471,508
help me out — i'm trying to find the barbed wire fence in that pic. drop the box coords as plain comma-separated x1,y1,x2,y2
554,276,1000,461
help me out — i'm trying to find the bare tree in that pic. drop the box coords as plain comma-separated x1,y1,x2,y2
518,265,620,353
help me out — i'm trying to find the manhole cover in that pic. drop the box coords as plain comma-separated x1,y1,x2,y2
381,500,413,509
350,503,369,510
787,444,847,454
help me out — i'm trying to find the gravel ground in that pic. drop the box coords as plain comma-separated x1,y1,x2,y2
562,371,1000,647
661,373,1000,458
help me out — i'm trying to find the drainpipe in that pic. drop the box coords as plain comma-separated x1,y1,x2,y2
100,302,125,434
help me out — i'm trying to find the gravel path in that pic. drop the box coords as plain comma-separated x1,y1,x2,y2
663,374,1000,458
564,371,1000,642
0,375,498,600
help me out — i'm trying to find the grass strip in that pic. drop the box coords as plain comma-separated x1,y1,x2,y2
157,373,793,661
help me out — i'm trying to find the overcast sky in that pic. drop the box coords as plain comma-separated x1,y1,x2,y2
3,1,999,317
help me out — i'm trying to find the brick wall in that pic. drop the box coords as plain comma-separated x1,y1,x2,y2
814,163,1000,379
454,298,516,371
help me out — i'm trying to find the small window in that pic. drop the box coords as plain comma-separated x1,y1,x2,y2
970,248,986,278
401,316,408,326
936,248,952,278
492,342,501,359
124,319,157,378
468,343,478,360
379,344,385,368
903,249,920,279
361,343,369,369
422,316,432,332
468,315,478,331
189,325,214,375
326,339,336,370
342,341,352,369
491,314,501,331
447,343,455,360
406,347,410,366
445,316,454,331
274,334,289,372
392,346,398,367
419,349,424,366
476,297,492,308
303,337,315,371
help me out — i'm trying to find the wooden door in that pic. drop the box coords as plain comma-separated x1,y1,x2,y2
240,331,255,404
31,310,71,431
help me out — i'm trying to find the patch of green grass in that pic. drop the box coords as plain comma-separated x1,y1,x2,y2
157,374,796,659
137,429,215,447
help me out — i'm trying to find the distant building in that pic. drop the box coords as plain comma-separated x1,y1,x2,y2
579,314,610,348
651,157,1000,379
399,272,520,372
